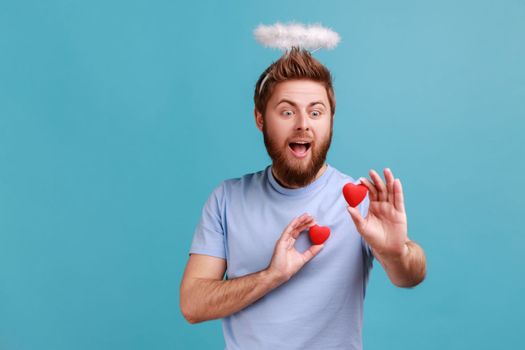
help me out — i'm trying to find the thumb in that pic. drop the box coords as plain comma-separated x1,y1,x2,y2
302,244,324,263
347,206,366,232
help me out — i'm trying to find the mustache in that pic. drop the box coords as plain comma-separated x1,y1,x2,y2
287,132,314,142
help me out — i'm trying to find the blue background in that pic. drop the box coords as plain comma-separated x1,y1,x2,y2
1,0,524,349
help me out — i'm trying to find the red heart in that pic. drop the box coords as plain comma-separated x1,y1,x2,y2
342,183,368,207
309,225,330,245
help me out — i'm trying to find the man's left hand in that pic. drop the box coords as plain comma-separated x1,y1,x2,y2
347,168,409,260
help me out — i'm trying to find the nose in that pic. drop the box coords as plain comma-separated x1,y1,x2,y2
294,111,310,131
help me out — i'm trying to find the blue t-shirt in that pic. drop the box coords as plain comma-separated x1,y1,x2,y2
189,164,374,350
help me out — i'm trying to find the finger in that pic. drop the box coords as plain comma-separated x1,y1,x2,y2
370,169,388,202
284,214,313,239
290,217,315,239
347,206,366,233
394,178,406,213
302,244,324,263
358,177,378,202
384,168,395,207
280,214,310,241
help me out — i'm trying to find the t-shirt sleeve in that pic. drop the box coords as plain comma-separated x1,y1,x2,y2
359,192,374,267
189,182,227,259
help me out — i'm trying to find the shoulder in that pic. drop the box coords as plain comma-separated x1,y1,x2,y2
212,167,269,198
221,167,267,189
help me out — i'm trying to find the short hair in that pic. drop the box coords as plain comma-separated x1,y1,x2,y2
254,47,336,117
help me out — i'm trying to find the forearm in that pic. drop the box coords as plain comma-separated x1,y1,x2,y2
376,240,427,288
181,268,283,324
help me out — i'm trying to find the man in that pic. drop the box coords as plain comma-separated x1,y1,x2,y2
180,47,426,350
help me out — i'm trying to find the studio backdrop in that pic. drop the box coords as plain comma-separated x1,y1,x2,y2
1,0,524,349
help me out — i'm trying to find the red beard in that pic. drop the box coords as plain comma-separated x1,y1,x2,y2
263,125,332,188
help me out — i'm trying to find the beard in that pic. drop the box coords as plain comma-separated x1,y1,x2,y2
263,124,333,188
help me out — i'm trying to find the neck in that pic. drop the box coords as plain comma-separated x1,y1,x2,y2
271,163,328,189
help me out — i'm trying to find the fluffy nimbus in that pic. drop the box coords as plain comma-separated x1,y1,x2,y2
254,22,340,51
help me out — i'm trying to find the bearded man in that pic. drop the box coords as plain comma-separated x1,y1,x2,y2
180,47,427,350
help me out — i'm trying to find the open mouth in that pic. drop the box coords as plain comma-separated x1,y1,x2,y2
288,142,311,158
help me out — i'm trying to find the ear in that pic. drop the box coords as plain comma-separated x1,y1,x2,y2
254,109,264,132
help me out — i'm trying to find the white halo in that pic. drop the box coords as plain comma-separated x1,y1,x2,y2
254,22,341,51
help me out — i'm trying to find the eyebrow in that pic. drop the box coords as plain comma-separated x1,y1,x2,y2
275,99,326,108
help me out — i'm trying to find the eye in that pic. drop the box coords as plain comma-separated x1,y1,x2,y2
282,110,294,117
311,110,321,117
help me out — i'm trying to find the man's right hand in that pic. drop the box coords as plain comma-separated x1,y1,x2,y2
180,213,325,323
266,213,325,285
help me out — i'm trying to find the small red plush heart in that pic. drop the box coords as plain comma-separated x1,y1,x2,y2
309,225,330,245
342,183,368,207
